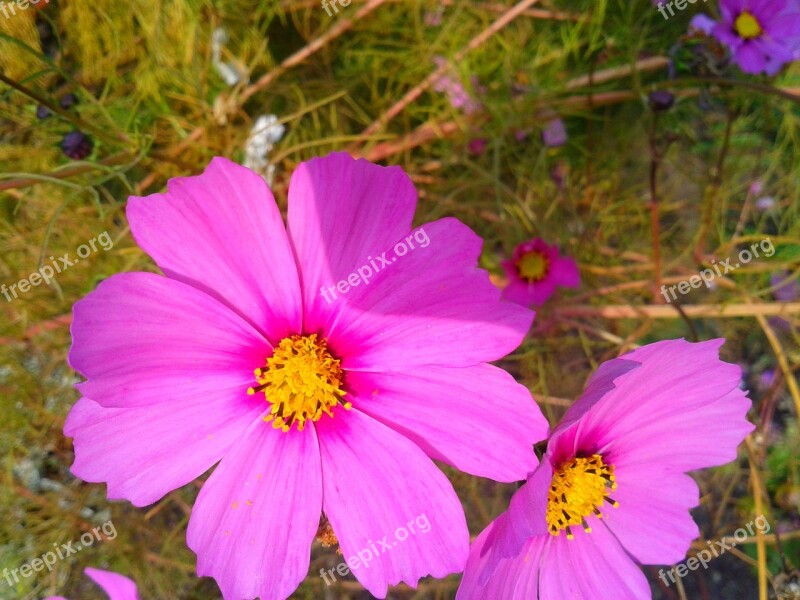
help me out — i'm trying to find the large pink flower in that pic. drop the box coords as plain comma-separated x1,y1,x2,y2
46,567,139,600
64,152,548,599
457,339,753,600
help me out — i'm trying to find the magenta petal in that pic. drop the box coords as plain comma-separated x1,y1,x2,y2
550,255,580,287
286,152,417,333
65,393,263,506
84,568,140,600
539,523,650,600
602,466,700,565
494,460,552,558
690,14,717,34
606,387,753,473
70,272,268,409
735,43,768,73
187,422,321,600
347,364,547,482
472,461,552,588
329,218,533,370
127,157,302,341
457,521,547,600
552,339,751,471
316,409,468,598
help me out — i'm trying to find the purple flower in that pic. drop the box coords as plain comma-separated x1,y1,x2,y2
698,0,800,75
771,270,800,302
542,118,567,147
755,196,777,211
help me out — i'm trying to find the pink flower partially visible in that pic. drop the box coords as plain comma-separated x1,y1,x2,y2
457,339,754,600
432,57,482,114
64,152,548,600
46,567,139,600
501,238,580,306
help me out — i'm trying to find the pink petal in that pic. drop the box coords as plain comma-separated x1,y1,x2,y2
539,522,650,600
187,421,322,600
316,409,468,598
550,339,751,471
606,387,753,473
127,157,302,342
735,43,768,74
65,393,263,506
501,277,558,306
286,152,417,333
84,567,140,600
70,272,269,409
602,465,700,565
347,364,547,482
550,255,580,288
490,460,553,564
328,218,533,370
457,520,547,600
552,357,639,438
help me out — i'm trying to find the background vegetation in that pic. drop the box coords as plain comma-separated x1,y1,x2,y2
1,0,798,598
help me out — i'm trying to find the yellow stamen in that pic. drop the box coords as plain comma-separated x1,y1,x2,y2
734,11,763,39
517,250,550,282
316,520,339,549
248,334,350,432
546,454,618,539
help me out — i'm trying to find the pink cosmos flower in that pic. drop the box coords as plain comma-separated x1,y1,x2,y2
64,152,548,599
692,0,800,75
501,238,580,306
46,567,139,600
457,339,754,600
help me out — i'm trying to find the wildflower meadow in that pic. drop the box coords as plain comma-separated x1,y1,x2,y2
1,1,799,599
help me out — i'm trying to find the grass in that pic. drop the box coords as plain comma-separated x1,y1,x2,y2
1,0,799,598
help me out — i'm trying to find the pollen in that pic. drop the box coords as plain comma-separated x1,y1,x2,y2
248,334,350,432
734,11,763,39
517,250,550,282
546,454,618,539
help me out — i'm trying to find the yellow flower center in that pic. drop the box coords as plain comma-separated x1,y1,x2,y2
517,250,550,282
734,11,763,39
248,334,350,432
546,454,618,539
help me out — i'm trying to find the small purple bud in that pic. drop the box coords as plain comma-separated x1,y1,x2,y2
61,131,93,160
36,105,51,119
59,93,77,109
467,138,488,156
648,90,675,111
